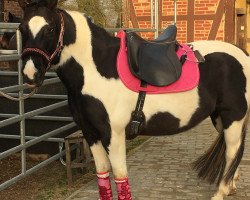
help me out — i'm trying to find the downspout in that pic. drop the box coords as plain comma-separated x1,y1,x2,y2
174,0,177,25
154,0,159,38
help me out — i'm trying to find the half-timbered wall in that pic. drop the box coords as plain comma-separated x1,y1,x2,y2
124,0,235,43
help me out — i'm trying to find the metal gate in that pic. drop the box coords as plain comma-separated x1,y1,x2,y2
0,22,76,191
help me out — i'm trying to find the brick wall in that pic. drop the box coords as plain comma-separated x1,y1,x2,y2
125,0,233,43
4,0,22,17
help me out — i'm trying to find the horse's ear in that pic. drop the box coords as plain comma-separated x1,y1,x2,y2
18,0,32,10
44,0,58,9
8,12,14,22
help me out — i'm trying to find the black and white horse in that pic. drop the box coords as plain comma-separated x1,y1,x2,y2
18,0,250,200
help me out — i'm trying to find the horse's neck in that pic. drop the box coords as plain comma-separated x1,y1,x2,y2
57,11,120,93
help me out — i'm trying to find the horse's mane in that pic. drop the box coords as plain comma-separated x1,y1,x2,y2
85,16,118,45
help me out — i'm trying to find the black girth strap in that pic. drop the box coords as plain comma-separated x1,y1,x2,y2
128,82,146,139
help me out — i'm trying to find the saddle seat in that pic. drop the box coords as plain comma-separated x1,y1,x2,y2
126,25,182,87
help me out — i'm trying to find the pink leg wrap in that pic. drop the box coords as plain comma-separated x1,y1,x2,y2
115,177,132,200
97,172,113,200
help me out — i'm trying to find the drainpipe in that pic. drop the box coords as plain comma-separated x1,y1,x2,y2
154,0,159,38
174,0,177,25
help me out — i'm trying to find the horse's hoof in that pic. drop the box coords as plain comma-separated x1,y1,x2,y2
228,188,237,196
234,174,240,181
211,196,223,200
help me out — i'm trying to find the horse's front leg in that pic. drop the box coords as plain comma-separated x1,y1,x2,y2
108,131,132,200
90,141,113,200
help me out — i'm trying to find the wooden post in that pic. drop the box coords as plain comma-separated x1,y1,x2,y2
65,139,73,185
0,0,4,22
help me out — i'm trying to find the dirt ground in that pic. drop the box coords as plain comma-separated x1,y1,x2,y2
0,136,149,200
0,156,96,200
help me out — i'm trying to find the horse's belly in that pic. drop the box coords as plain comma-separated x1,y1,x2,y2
143,87,200,127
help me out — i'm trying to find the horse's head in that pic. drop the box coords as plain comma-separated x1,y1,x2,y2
18,0,62,87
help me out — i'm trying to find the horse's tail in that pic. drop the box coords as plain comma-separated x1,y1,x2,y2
192,132,226,185
193,113,249,185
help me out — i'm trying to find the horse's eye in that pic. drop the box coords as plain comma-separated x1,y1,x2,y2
44,27,55,35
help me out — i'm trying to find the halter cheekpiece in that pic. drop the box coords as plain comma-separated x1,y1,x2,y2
22,11,65,70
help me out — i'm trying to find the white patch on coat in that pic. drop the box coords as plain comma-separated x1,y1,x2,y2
90,141,111,173
23,59,37,80
28,16,48,38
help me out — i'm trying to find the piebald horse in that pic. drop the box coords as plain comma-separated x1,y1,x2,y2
18,0,249,200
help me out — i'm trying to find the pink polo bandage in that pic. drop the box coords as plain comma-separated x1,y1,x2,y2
97,172,113,200
114,177,132,200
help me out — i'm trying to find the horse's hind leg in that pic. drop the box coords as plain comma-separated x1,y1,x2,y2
212,115,248,200
108,131,132,200
210,111,240,191
90,141,113,200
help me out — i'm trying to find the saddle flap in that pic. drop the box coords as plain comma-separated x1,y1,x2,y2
138,42,182,86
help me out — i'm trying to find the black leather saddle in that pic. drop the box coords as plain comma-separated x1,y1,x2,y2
126,25,182,87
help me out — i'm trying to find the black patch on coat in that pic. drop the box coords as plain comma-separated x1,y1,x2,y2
140,112,181,136
57,58,111,150
195,52,247,129
87,18,120,79
135,52,248,136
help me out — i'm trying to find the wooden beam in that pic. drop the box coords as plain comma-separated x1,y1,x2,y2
129,1,139,28
137,14,217,22
208,0,225,40
187,0,195,42
224,0,235,43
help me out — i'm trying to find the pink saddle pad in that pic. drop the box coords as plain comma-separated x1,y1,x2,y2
116,30,200,94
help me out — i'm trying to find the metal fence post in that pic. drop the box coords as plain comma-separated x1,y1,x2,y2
17,29,27,174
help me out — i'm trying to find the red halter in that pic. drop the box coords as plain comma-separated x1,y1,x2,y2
22,11,65,70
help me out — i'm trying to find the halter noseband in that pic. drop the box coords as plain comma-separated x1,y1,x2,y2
22,11,65,70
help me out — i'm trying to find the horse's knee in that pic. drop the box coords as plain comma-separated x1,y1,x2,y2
90,141,111,173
